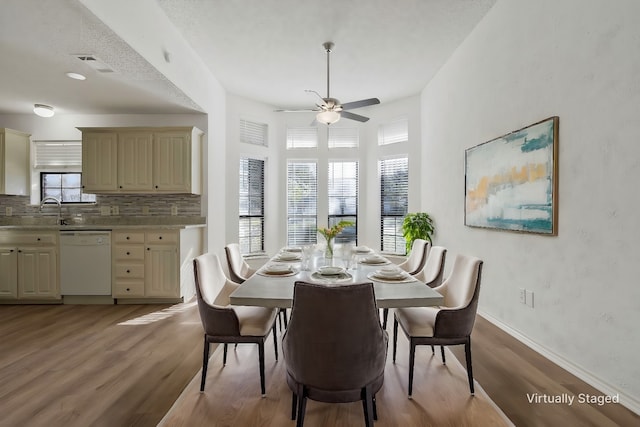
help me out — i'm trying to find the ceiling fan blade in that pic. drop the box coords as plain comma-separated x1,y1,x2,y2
341,111,370,122
341,98,380,110
274,108,320,113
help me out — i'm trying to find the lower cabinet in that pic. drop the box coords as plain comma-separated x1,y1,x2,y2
0,232,60,300
112,228,201,301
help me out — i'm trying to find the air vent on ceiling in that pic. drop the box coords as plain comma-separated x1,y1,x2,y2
71,54,115,73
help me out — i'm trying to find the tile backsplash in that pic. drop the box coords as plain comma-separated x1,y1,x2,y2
0,194,202,218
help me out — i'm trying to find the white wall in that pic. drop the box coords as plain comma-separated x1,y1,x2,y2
421,0,640,411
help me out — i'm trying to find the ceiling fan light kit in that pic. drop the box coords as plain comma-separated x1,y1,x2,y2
33,104,55,117
277,41,380,124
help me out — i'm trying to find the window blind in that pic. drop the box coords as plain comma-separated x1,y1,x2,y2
378,118,409,145
380,157,409,254
287,161,317,246
33,140,82,168
328,161,358,243
240,119,268,146
239,157,265,254
328,127,359,149
286,127,318,149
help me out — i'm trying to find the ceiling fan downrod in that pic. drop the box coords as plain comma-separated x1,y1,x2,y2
323,41,334,99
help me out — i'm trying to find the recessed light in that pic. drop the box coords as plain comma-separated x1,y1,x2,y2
33,104,55,117
65,72,86,81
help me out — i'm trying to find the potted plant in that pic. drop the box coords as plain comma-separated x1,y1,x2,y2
402,212,434,253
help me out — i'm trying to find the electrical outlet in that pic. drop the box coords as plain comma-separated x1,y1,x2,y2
170,205,178,216
100,206,111,216
142,205,150,215
526,290,534,308
111,205,119,215
5,206,12,216
519,288,526,304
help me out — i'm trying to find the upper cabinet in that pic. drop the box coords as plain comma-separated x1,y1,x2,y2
0,128,30,196
78,127,202,194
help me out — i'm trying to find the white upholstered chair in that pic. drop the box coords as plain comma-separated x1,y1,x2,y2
193,252,278,396
392,254,483,396
397,239,430,275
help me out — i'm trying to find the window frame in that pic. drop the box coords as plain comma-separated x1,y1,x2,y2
239,157,265,255
379,156,409,255
328,160,358,244
286,160,318,246
39,172,96,204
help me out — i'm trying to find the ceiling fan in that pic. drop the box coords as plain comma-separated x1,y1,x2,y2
276,42,380,124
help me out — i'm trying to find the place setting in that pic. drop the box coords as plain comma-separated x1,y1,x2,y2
257,262,298,277
309,265,353,284
272,250,302,262
358,254,390,266
367,266,417,283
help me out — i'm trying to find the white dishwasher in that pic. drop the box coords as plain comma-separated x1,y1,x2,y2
60,231,112,295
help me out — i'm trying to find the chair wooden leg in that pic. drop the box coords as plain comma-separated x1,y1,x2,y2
362,385,374,427
382,308,389,329
296,384,307,427
465,338,475,395
408,340,416,397
291,391,297,420
200,336,209,392
431,345,435,354
392,316,399,363
440,345,446,364
272,323,279,361
223,343,228,366
282,309,288,329
258,342,266,397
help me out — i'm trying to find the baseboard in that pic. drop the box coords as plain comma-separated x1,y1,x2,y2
478,310,640,416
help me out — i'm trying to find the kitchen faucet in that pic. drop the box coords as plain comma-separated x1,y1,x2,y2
40,196,64,225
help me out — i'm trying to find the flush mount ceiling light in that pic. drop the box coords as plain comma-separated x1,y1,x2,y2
33,104,55,117
316,110,341,125
65,72,86,80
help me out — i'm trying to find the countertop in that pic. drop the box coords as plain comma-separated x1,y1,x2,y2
0,216,206,230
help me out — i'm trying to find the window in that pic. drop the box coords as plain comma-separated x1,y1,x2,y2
286,127,318,149
328,127,359,149
287,161,317,246
378,118,408,145
380,157,408,254
239,158,265,254
328,161,358,244
40,173,96,203
240,119,268,147
33,140,82,168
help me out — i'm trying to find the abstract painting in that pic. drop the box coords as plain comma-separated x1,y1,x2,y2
465,116,559,235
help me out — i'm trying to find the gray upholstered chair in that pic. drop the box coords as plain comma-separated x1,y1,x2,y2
397,239,430,275
224,243,256,283
392,254,483,396
193,252,278,396
382,245,446,329
414,245,447,288
283,281,388,426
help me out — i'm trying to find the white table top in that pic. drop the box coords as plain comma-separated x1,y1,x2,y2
229,254,444,309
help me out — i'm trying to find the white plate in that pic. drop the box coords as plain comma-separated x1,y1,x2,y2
263,263,292,274
277,252,301,261
354,246,372,254
282,246,302,253
317,266,345,276
360,256,389,265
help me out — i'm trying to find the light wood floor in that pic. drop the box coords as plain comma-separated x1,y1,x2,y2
0,302,637,426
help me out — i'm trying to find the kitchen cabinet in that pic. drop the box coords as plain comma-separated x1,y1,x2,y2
79,127,202,194
112,228,199,301
0,231,60,300
0,128,30,195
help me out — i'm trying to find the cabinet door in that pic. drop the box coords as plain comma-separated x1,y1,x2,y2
153,132,191,192
0,248,18,298
118,132,153,191
145,244,179,298
82,132,118,191
17,247,59,298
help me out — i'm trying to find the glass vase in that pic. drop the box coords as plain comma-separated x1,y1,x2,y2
324,238,334,260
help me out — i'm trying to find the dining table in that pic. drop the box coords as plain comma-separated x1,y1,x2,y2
229,246,444,309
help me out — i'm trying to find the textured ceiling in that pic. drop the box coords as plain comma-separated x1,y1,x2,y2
0,0,496,116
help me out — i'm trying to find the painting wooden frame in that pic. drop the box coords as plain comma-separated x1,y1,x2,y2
464,116,559,235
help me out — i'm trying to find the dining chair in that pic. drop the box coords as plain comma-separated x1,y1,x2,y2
392,254,483,396
225,243,288,329
283,281,388,426
397,239,430,275
381,245,447,329
193,252,279,396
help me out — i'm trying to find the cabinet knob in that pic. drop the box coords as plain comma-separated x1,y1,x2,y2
159,236,163,240
126,236,130,240
155,185,159,189
9,249,14,253
126,269,130,273
119,185,123,189
37,238,41,241
126,251,130,255
147,247,150,251
126,288,130,292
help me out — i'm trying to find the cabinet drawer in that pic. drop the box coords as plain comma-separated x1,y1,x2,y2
146,231,178,244
113,245,145,260
113,281,145,297
0,233,57,245
114,263,145,279
113,232,145,244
